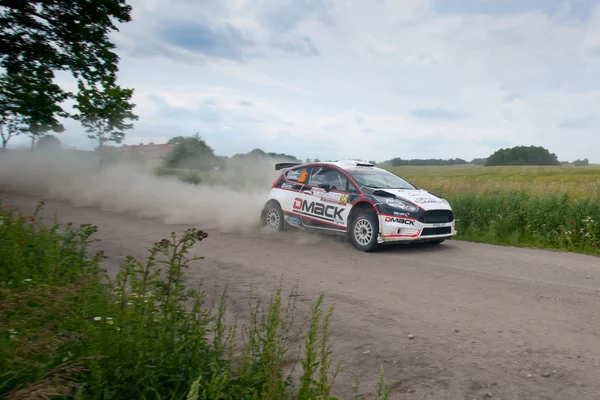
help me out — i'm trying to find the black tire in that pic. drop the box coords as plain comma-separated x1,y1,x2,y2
349,209,380,252
262,201,285,232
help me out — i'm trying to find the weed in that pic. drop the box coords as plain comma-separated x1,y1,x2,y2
0,201,391,399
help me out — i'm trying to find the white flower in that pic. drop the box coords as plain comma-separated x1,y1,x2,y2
22,278,32,283
94,316,102,321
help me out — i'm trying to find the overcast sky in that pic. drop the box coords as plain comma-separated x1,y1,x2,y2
10,0,600,162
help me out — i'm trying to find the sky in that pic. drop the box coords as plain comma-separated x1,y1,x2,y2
9,0,600,162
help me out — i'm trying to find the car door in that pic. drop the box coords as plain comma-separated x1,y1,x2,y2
278,165,313,227
293,166,352,231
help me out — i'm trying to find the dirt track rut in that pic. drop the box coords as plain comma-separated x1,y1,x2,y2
3,192,600,400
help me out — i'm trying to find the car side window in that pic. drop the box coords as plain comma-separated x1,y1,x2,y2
308,167,348,191
285,166,311,184
346,180,360,193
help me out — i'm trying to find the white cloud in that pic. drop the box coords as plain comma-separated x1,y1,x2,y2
8,0,600,162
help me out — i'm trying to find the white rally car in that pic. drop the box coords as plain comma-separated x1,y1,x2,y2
260,160,456,252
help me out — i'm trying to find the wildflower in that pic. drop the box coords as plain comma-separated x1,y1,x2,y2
593,243,597,247
2,205,8,209
22,278,32,283
19,241,25,245
94,316,102,321
30,217,35,222
559,227,563,231
20,216,26,221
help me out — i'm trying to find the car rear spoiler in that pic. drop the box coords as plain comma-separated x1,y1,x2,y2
275,162,301,171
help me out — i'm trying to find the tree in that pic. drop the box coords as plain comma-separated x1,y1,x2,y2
385,157,469,166
485,146,560,166
167,136,187,145
470,158,488,165
1,0,133,84
164,134,216,170
573,158,589,167
0,70,67,150
36,134,62,150
72,78,138,165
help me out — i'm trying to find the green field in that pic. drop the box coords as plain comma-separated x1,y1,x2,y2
384,164,600,198
382,165,600,255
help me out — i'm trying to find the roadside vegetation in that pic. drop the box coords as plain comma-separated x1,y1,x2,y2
0,201,391,399
391,165,600,255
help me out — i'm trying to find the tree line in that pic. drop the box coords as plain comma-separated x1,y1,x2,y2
379,146,590,167
161,136,592,171
0,0,138,162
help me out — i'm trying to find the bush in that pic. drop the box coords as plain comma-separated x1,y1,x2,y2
0,201,390,399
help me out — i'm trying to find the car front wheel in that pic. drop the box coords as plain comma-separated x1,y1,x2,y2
349,210,379,252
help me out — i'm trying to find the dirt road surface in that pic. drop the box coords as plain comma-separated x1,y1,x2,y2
3,192,600,400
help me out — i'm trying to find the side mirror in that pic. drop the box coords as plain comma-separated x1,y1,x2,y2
318,183,331,192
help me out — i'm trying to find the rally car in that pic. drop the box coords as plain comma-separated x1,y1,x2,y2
260,160,457,252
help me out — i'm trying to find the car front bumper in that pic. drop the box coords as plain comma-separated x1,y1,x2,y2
376,214,457,243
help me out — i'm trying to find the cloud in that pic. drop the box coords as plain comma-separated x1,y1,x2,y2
409,108,468,121
260,0,334,33
432,0,596,23
160,20,255,61
557,117,593,129
270,35,320,56
9,0,599,164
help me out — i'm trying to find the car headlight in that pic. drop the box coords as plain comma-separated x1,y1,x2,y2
380,197,419,213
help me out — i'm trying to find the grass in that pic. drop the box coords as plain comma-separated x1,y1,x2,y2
383,165,600,255
0,201,391,399
385,164,600,199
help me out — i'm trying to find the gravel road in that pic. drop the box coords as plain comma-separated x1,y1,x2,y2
3,192,600,400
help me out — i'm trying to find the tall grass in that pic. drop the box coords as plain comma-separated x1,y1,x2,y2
0,201,391,399
450,190,599,254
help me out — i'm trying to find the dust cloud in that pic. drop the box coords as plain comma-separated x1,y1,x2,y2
0,149,283,234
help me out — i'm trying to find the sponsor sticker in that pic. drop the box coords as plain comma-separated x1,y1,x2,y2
320,192,342,204
340,194,349,205
293,197,344,223
285,215,301,227
282,182,295,189
432,223,450,228
287,170,300,180
385,216,415,226
413,197,443,204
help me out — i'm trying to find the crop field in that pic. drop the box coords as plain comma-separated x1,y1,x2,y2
383,164,600,255
384,164,600,198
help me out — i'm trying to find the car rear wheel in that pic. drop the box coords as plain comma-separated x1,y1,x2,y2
349,209,379,252
263,201,284,232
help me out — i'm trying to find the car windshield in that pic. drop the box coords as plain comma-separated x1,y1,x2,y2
347,168,416,190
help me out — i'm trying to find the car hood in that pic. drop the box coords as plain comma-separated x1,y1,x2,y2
371,188,452,210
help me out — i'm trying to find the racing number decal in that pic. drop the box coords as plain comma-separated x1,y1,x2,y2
299,171,308,183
